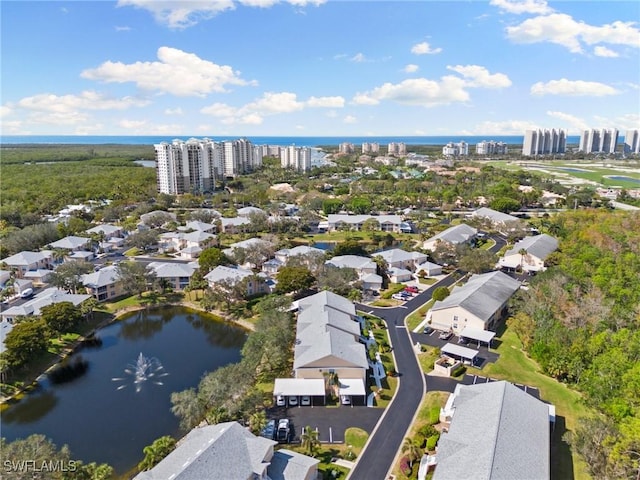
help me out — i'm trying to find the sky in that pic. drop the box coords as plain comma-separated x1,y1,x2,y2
1,0,639,137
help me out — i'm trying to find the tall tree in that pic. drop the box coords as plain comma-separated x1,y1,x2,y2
301,425,320,457
198,247,230,274
138,436,176,472
116,261,156,298
49,260,94,294
275,266,315,294
40,302,83,337
2,319,50,369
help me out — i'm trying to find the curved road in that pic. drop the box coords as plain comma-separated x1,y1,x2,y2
349,274,457,480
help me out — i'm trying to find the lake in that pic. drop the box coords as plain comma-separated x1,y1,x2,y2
0,307,247,475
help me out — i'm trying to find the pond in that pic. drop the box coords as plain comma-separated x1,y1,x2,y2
0,307,247,475
607,175,640,184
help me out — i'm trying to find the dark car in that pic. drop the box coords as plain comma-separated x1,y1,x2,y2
261,419,276,440
423,326,434,335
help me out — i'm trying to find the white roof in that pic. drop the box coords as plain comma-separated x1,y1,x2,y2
338,378,366,396
273,378,325,397
85,224,121,235
2,251,50,266
441,343,479,360
326,255,375,271
328,214,403,225
459,327,495,343
0,321,15,354
49,236,89,250
473,207,520,224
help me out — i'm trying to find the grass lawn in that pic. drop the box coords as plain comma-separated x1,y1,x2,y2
479,239,496,250
418,277,437,285
405,301,433,331
466,329,591,480
344,427,369,457
286,444,351,480
416,345,440,373
364,320,398,408
370,298,402,307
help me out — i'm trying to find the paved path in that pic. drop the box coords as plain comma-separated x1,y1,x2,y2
349,275,457,480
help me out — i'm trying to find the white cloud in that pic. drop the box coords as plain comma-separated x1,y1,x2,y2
306,96,345,108
200,102,239,117
244,91,304,114
117,0,325,29
16,90,149,112
118,119,147,129
325,110,338,118
593,46,619,58
411,42,442,55
81,47,256,97
239,113,264,125
531,79,619,96
490,0,553,15
164,107,184,115
115,26,131,32
446,65,512,88
506,13,640,54
0,105,11,117
295,124,305,130
466,120,540,135
546,111,589,131
75,123,104,135
353,76,469,107
351,53,367,63
343,115,357,124
404,64,419,73
593,113,640,131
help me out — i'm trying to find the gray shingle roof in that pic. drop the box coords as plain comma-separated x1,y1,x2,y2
374,248,427,264
2,251,50,266
473,207,520,224
269,449,319,480
204,265,253,284
133,422,274,480
433,381,550,480
326,255,376,271
427,224,478,245
82,265,120,288
504,234,558,261
147,262,197,279
431,271,520,322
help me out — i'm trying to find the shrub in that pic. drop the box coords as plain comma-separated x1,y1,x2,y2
399,455,412,476
432,286,450,302
414,433,426,448
381,283,406,299
428,406,440,425
426,433,440,451
451,365,467,378
419,424,438,438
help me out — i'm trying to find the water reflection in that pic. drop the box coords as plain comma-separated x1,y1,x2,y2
2,391,58,424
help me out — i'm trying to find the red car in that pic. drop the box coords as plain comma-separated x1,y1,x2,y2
404,286,419,293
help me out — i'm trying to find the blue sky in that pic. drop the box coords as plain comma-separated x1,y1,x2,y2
1,0,639,136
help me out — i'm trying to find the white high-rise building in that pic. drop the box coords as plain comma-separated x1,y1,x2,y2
522,129,566,156
339,142,355,154
362,142,380,154
154,138,259,194
280,145,312,172
387,142,407,156
624,129,640,154
442,141,468,156
579,129,619,154
476,141,508,155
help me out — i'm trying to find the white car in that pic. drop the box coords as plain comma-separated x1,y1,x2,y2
392,293,409,301
288,396,298,407
300,396,311,406
276,395,285,407
340,395,351,405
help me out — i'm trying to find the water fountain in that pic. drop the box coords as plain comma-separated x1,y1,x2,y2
112,352,168,392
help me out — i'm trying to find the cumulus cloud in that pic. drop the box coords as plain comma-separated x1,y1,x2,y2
81,47,256,97
404,64,419,73
16,90,149,112
446,65,512,88
351,53,367,63
164,107,184,115
490,0,553,15
593,46,619,57
117,0,325,29
593,113,640,131
119,119,147,129
411,42,442,55
343,115,357,124
466,120,540,135
201,91,342,124
531,79,619,96
506,13,640,54
546,111,589,131
0,105,11,117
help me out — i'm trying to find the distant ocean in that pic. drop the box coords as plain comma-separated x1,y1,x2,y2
0,134,582,146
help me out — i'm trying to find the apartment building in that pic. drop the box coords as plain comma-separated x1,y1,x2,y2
387,142,407,156
579,128,619,154
339,142,355,154
362,142,379,154
442,141,468,156
280,145,312,172
154,138,262,194
522,129,566,156
476,140,508,155
624,129,640,154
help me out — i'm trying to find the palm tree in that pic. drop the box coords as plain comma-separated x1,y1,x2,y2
301,425,320,457
518,248,528,271
138,436,176,471
401,437,422,468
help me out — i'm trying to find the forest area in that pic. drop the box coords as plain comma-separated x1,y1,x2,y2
509,210,640,480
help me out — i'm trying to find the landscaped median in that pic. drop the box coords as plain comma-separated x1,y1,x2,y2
360,312,398,408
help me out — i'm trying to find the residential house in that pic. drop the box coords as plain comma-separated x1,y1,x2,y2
139,210,177,226
1,288,90,323
48,236,91,251
223,238,275,269
159,231,218,259
204,265,268,297
499,234,559,273
434,381,551,480
147,262,198,291
387,266,413,283
182,220,216,233
0,270,11,287
133,421,319,480
219,216,251,233
274,245,325,266
291,291,368,402
1,251,53,278
423,224,478,251
373,248,428,272
325,255,383,291
427,271,520,334
326,214,410,233
415,261,443,277
472,207,521,227
85,224,124,240
82,266,124,301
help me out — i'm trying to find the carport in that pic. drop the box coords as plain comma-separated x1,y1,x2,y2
273,378,326,405
441,343,479,366
459,327,496,348
338,378,367,406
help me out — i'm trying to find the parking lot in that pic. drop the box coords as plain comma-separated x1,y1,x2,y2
265,404,383,444
410,329,500,368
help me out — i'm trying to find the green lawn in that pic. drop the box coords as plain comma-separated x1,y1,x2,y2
418,277,437,285
467,329,591,479
344,427,369,456
416,345,440,373
405,301,433,331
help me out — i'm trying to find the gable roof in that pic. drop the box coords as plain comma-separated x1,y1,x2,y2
326,255,375,271
473,207,520,224
426,224,478,246
147,262,198,279
183,220,215,232
82,265,120,288
133,422,274,480
48,236,90,250
297,290,356,317
228,237,274,250
2,251,51,266
327,214,403,225
504,234,558,260
431,271,520,322
276,245,325,258
1,288,90,318
269,449,320,480
204,265,253,284
85,224,122,236
374,248,426,264
433,381,550,480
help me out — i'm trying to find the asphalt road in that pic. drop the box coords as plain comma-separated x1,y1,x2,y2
350,274,457,480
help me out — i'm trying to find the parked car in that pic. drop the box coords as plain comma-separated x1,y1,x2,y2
439,331,453,340
392,293,410,301
300,396,311,406
423,326,434,335
19,288,34,299
277,419,290,443
458,336,471,345
404,286,419,293
288,396,298,407
340,395,351,405
261,419,276,440
276,395,285,407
